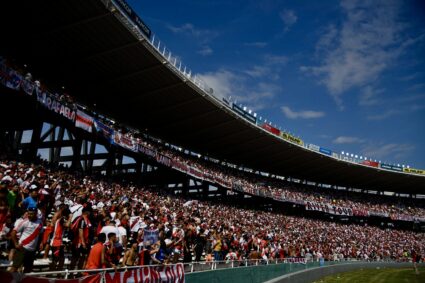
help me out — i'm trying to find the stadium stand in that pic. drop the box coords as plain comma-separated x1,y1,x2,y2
0,159,424,274
0,1,424,281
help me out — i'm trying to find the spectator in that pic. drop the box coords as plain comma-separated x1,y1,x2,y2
20,185,38,210
8,207,43,273
85,233,106,270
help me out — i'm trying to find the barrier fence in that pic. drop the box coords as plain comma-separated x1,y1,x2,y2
2,258,411,283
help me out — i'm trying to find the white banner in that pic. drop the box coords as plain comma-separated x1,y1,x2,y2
305,201,353,216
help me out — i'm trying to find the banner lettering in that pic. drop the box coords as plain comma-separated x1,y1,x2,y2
305,201,353,216
403,167,425,175
37,91,76,122
279,132,304,146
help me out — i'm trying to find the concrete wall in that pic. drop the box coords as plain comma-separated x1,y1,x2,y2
185,262,317,283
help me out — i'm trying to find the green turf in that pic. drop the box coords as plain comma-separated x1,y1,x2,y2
313,267,425,283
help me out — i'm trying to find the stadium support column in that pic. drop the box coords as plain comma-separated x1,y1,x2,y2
202,182,209,200
135,160,143,178
86,139,96,174
105,146,116,177
52,126,65,167
27,121,43,162
182,178,190,197
12,130,23,155
0,129,22,159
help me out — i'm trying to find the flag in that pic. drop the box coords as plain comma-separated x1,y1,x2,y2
94,119,114,144
75,109,94,133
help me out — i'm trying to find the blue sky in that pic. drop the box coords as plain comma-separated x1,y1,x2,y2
127,0,425,169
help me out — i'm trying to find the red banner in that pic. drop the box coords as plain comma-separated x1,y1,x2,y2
261,124,280,135
1,264,184,283
352,209,370,217
361,160,379,168
104,264,185,283
0,272,101,283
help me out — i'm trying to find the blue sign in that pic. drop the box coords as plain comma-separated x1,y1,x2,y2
319,147,332,156
232,104,257,124
380,163,403,172
114,0,152,39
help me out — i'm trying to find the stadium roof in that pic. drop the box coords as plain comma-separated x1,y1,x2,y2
1,0,424,193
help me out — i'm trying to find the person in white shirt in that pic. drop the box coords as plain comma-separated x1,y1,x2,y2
99,218,120,244
70,198,83,223
9,207,43,273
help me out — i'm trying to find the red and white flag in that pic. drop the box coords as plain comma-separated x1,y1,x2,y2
75,109,94,133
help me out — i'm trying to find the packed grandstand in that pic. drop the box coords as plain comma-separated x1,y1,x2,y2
0,54,425,277
0,0,424,282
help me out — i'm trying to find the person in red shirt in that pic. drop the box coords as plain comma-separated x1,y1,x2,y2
85,233,106,271
50,205,72,271
104,232,122,268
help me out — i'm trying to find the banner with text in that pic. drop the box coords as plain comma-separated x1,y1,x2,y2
262,123,280,135
94,119,115,144
114,132,137,152
36,91,76,122
104,264,185,283
305,201,353,216
403,167,425,175
280,132,304,146
361,160,379,168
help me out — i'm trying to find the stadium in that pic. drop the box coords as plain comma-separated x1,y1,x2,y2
0,0,424,282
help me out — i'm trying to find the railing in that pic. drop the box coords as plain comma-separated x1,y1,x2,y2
104,0,213,98
18,258,405,279
85,1,423,176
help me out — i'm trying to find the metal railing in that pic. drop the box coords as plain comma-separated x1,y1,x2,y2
19,257,404,279
101,0,422,175
104,0,213,98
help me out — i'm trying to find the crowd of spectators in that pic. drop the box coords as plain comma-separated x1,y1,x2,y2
1,55,425,276
0,159,424,275
2,54,424,224
139,138,425,220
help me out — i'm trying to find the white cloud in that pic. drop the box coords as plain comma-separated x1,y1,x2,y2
281,106,325,119
399,72,421,82
244,66,270,78
333,136,364,144
197,70,239,100
407,83,425,92
367,109,400,120
361,143,415,161
279,9,298,31
301,0,413,109
244,42,268,48
359,86,384,106
167,23,219,43
197,45,213,56
264,54,288,66
410,104,425,111
198,69,280,111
